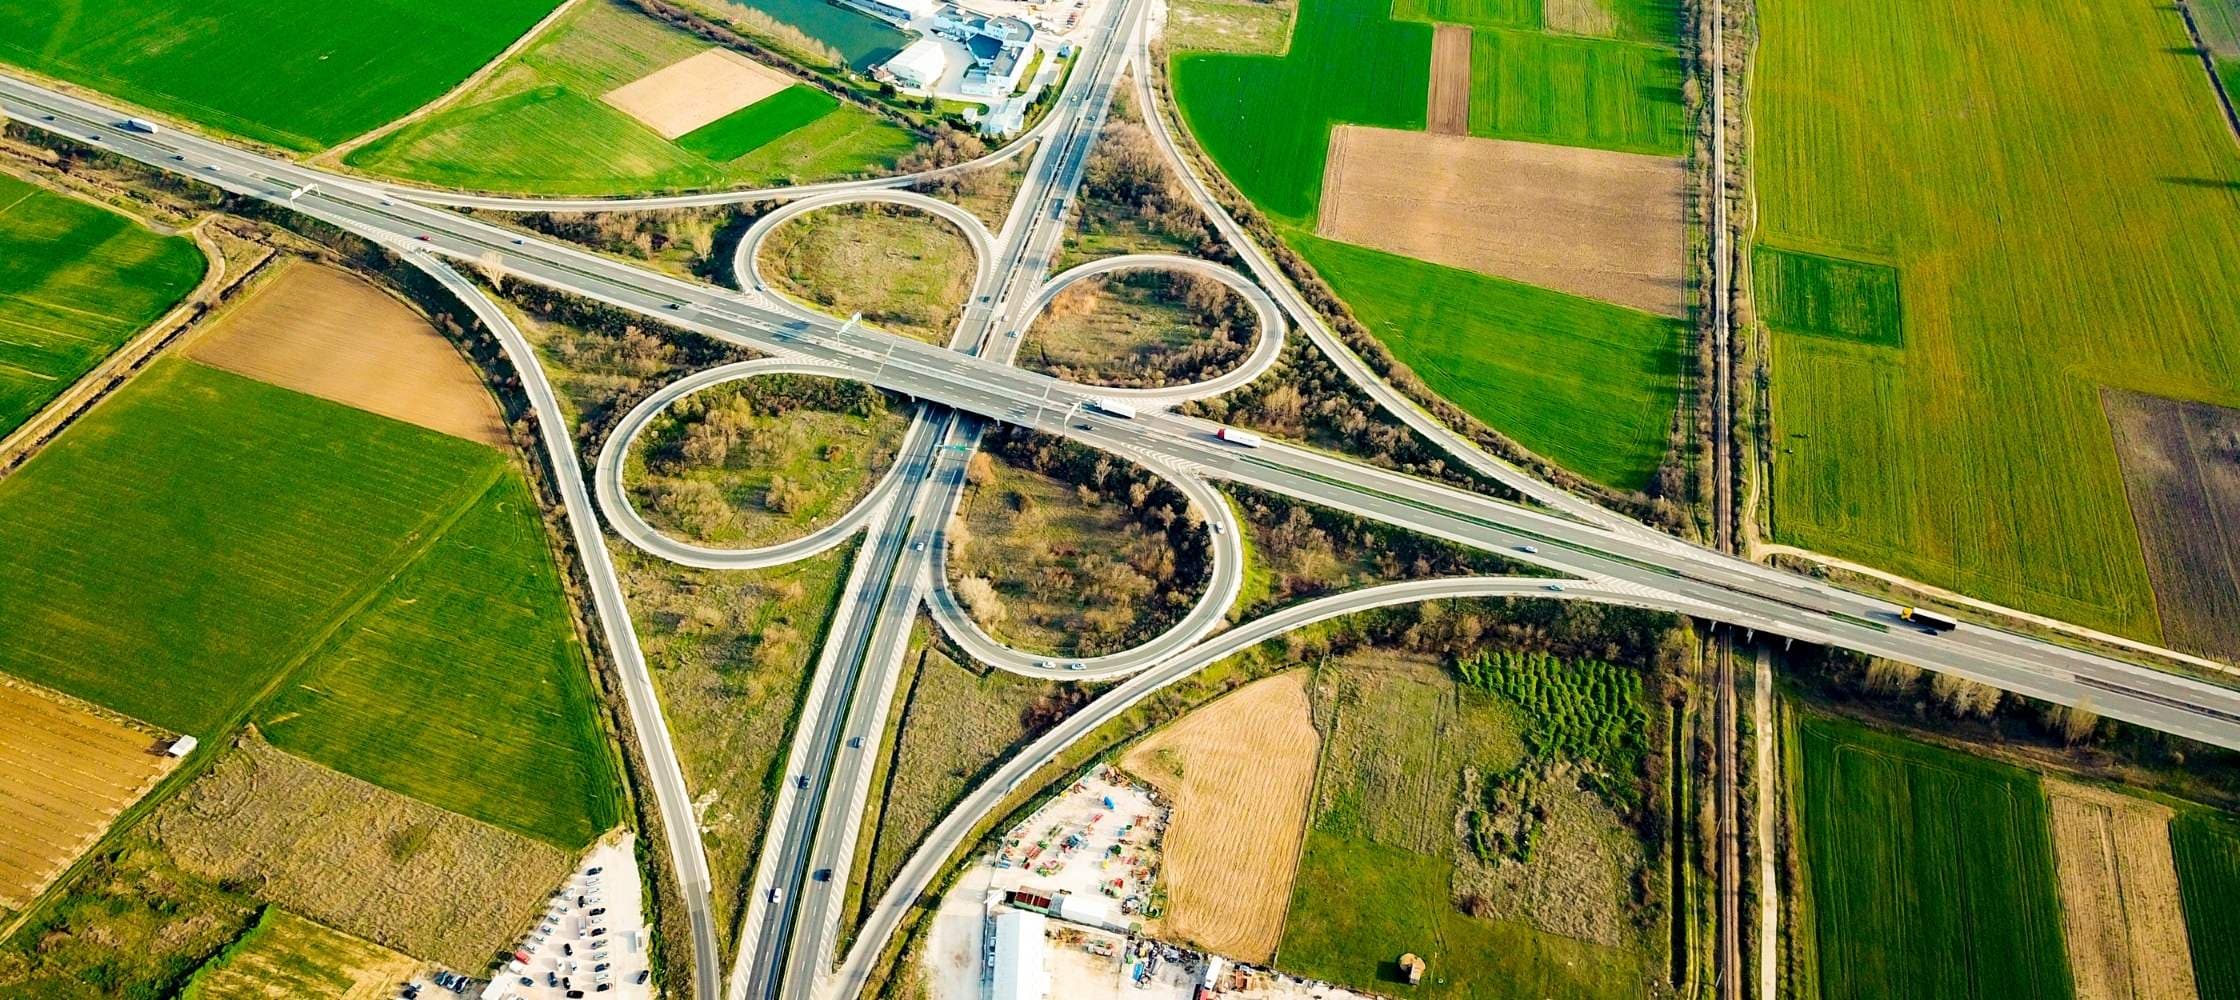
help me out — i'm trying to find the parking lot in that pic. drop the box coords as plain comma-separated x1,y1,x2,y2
482,833,655,1000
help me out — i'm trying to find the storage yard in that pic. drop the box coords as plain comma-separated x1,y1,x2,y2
920,768,1378,999
470,833,655,1000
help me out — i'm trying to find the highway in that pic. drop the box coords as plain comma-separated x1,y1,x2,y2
11,15,2240,1000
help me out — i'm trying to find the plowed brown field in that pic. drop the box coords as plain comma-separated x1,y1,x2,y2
0,678,175,909
2046,780,2199,1000
1121,671,1318,962
1428,25,1471,135
1318,124,1686,315
187,261,507,446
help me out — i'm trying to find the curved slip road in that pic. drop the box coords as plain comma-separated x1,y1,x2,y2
595,358,931,570
1007,251,1286,405
414,258,725,1000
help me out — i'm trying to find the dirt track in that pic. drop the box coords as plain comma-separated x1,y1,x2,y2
1428,26,1471,135
1318,125,1686,316
2046,780,2199,1000
1121,672,1319,962
187,261,508,446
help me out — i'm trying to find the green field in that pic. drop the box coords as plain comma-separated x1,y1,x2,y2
346,0,915,195
0,359,504,735
1793,713,2072,1000
257,472,621,849
677,86,842,159
2174,811,2240,1000
1752,246,1902,347
1466,29,1685,154
0,173,204,438
1169,0,1687,490
1755,0,2240,635
1294,235,1683,489
1392,0,1678,42
0,0,560,151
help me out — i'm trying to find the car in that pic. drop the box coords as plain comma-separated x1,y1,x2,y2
512,237,526,245
589,925,607,936
1007,329,1020,338
770,887,785,903
596,987,611,994
795,775,809,790
589,906,606,916
563,943,574,956
910,540,925,552
414,235,430,241
1544,583,1565,592
172,154,185,160
813,868,832,882
86,133,100,141
846,736,864,748
379,198,392,205
1210,522,1224,535
1517,544,1539,554
206,164,220,171
548,972,561,988
587,866,603,876
634,971,652,985
39,114,53,121
593,963,611,973
519,976,535,987
566,992,584,999
665,302,680,309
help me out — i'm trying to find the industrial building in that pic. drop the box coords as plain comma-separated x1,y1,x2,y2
883,36,948,90
988,909,1050,1000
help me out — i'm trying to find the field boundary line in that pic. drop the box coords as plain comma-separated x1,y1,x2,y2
315,0,590,165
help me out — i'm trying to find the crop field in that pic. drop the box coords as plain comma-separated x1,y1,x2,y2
1793,713,2072,1000
759,204,977,343
1755,0,2240,636
186,260,507,446
1121,671,1319,962
625,375,908,549
1166,0,1295,56
1294,234,1683,489
153,739,575,972
612,542,851,949
0,679,177,910
1751,247,1903,348
0,0,560,151
1464,29,1685,154
181,908,420,1000
0,172,204,438
257,472,622,850
1318,126,1686,315
1170,0,1688,491
677,86,844,160
345,0,913,194
2042,781,2197,1000
2100,392,2240,658
0,359,504,735
2173,811,2240,1000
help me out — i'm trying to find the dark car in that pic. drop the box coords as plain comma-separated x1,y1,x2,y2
589,907,606,917
547,972,560,988
563,943,574,956
795,775,809,790
634,971,652,985
587,866,603,876
813,868,832,882
567,992,585,999
596,986,611,994
595,963,611,973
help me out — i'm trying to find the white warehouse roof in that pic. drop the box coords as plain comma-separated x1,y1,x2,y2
990,909,1049,1000
884,36,948,89
1052,892,1121,932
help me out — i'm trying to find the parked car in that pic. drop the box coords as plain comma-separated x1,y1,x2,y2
589,907,606,917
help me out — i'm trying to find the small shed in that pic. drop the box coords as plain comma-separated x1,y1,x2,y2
1399,953,1426,986
166,734,199,758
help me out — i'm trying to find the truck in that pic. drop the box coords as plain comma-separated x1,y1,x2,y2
118,117,159,134
1089,398,1136,419
1900,606,1959,633
1215,426,1263,448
